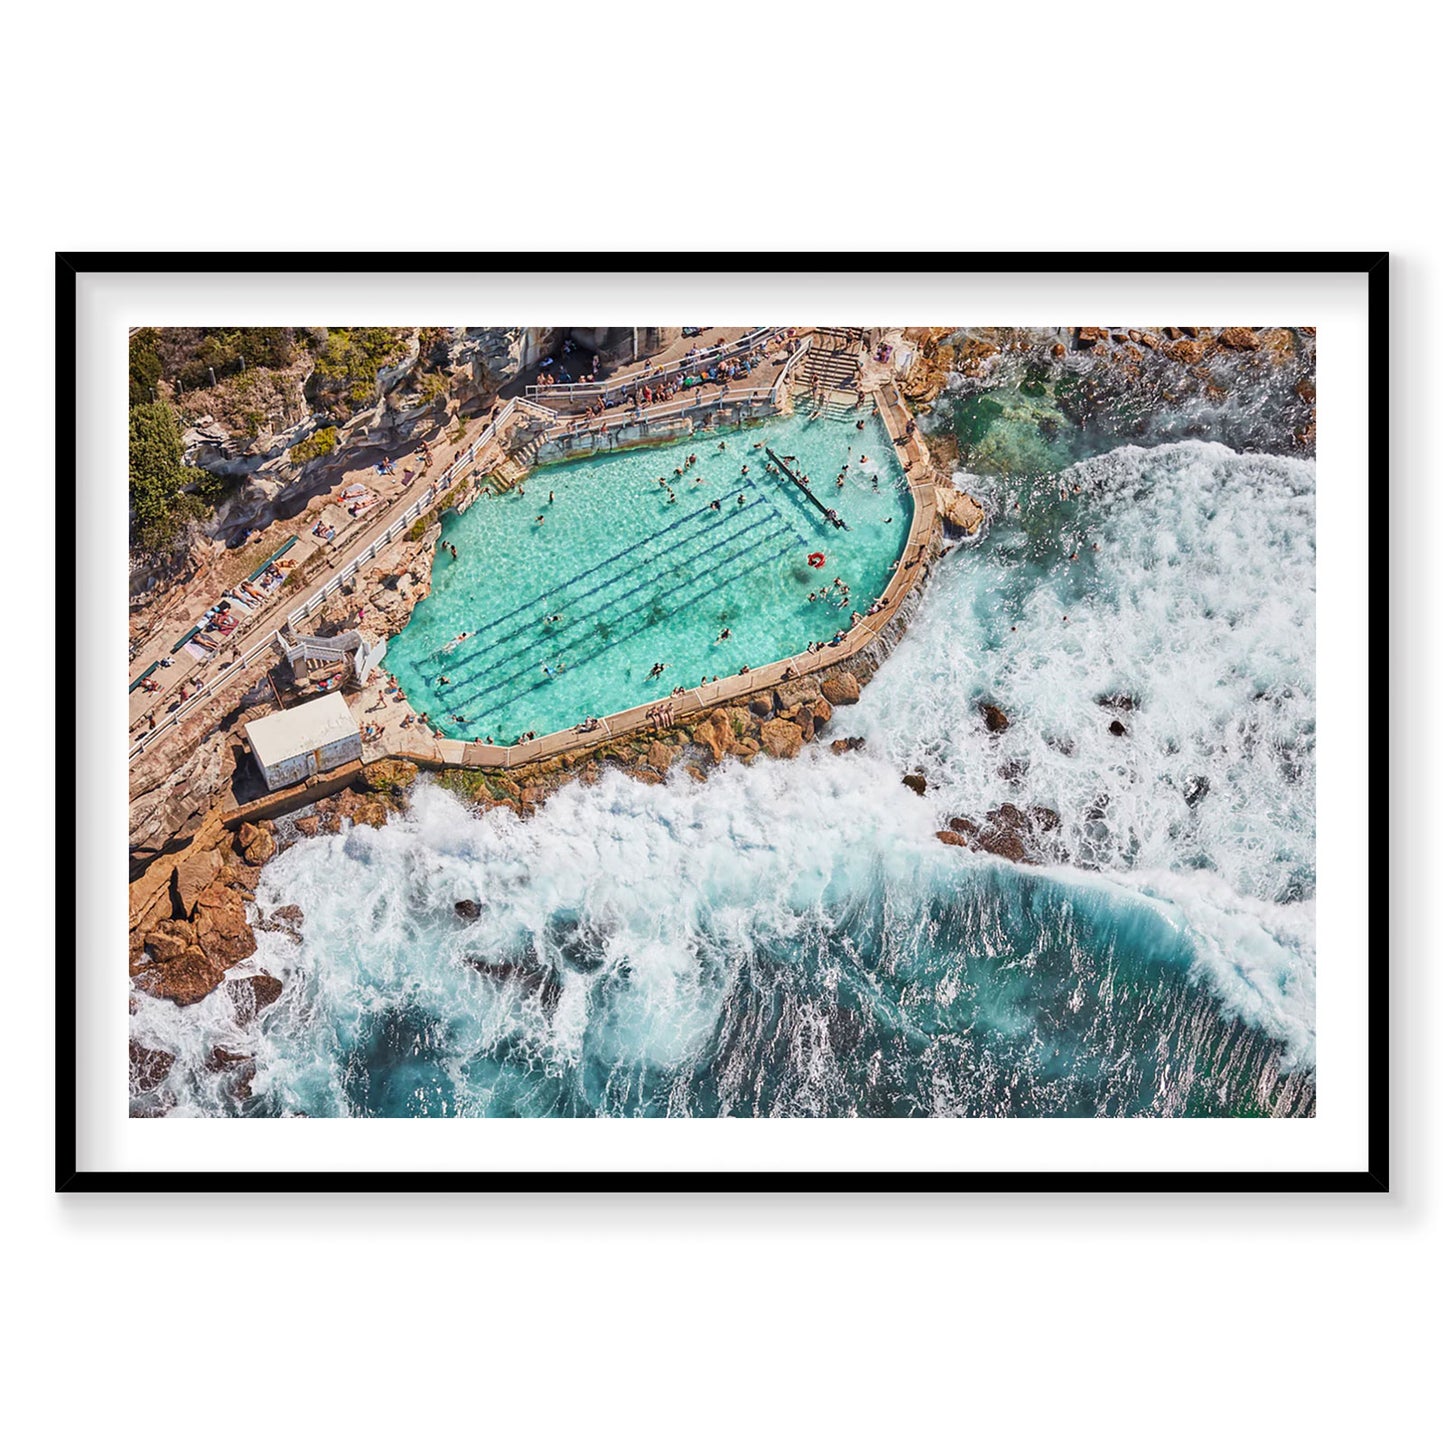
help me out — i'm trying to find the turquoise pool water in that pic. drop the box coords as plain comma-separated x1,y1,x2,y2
385,410,913,742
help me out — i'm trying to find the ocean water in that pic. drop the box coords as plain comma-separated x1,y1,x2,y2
384,410,911,743
130,431,1317,1118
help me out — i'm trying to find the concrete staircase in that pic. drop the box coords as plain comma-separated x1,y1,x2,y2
798,327,866,399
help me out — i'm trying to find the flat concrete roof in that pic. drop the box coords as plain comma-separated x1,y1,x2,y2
243,693,358,765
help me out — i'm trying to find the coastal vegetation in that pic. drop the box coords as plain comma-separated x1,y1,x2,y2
308,327,410,413
289,426,338,466
127,397,227,549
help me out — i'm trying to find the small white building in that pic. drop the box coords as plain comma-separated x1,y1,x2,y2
243,693,362,791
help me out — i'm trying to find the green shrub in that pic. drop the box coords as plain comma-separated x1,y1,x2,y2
289,427,338,466
311,327,409,411
416,372,449,404
129,328,162,409
129,400,187,547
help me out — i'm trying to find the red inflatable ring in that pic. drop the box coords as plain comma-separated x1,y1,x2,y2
807,551,826,568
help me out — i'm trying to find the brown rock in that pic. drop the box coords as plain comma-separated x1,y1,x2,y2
902,772,927,796
979,701,1009,733
259,902,305,941
748,695,773,719
174,848,224,917
226,973,284,1022
363,758,419,793
947,816,978,837
129,1040,175,1094
775,678,823,710
1076,326,1109,346
821,671,861,707
830,737,866,754
143,917,197,964
974,826,1027,863
1051,342,1067,358
1163,338,1209,365
794,706,815,743
295,816,320,837
936,830,969,848
192,880,257,970
1138,331,1160,350
811,696,833,727
237,823,276,865
349,797,389,828
1216,327,1261,350
938,487,986,536
206,1046,253,1072
759,718,805,760
646,740,676,773
692,718,724,765
136,945,227,1006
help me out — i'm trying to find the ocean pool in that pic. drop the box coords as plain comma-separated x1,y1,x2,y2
385,409,913,742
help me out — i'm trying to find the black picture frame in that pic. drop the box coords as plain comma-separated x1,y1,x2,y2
61,251,1389,1192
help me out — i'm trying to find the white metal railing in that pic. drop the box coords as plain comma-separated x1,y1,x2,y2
770,336,811,400
525,328,776,405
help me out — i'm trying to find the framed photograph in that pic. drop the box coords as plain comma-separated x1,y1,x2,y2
60,252,1386,1190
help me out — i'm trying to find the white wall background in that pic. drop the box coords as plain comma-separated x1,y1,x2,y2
1,4,1433,1441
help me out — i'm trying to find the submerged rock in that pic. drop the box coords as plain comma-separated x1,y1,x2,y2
129,1040,175,1095
979,701,1010,733
225,972,284,1022
454,899,482,920
1183,775,1211,809
205,1046,254,1072
1108,719,1128,738
1096,693,1139,712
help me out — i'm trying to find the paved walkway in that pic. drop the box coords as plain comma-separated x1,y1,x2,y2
127,410,507,742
